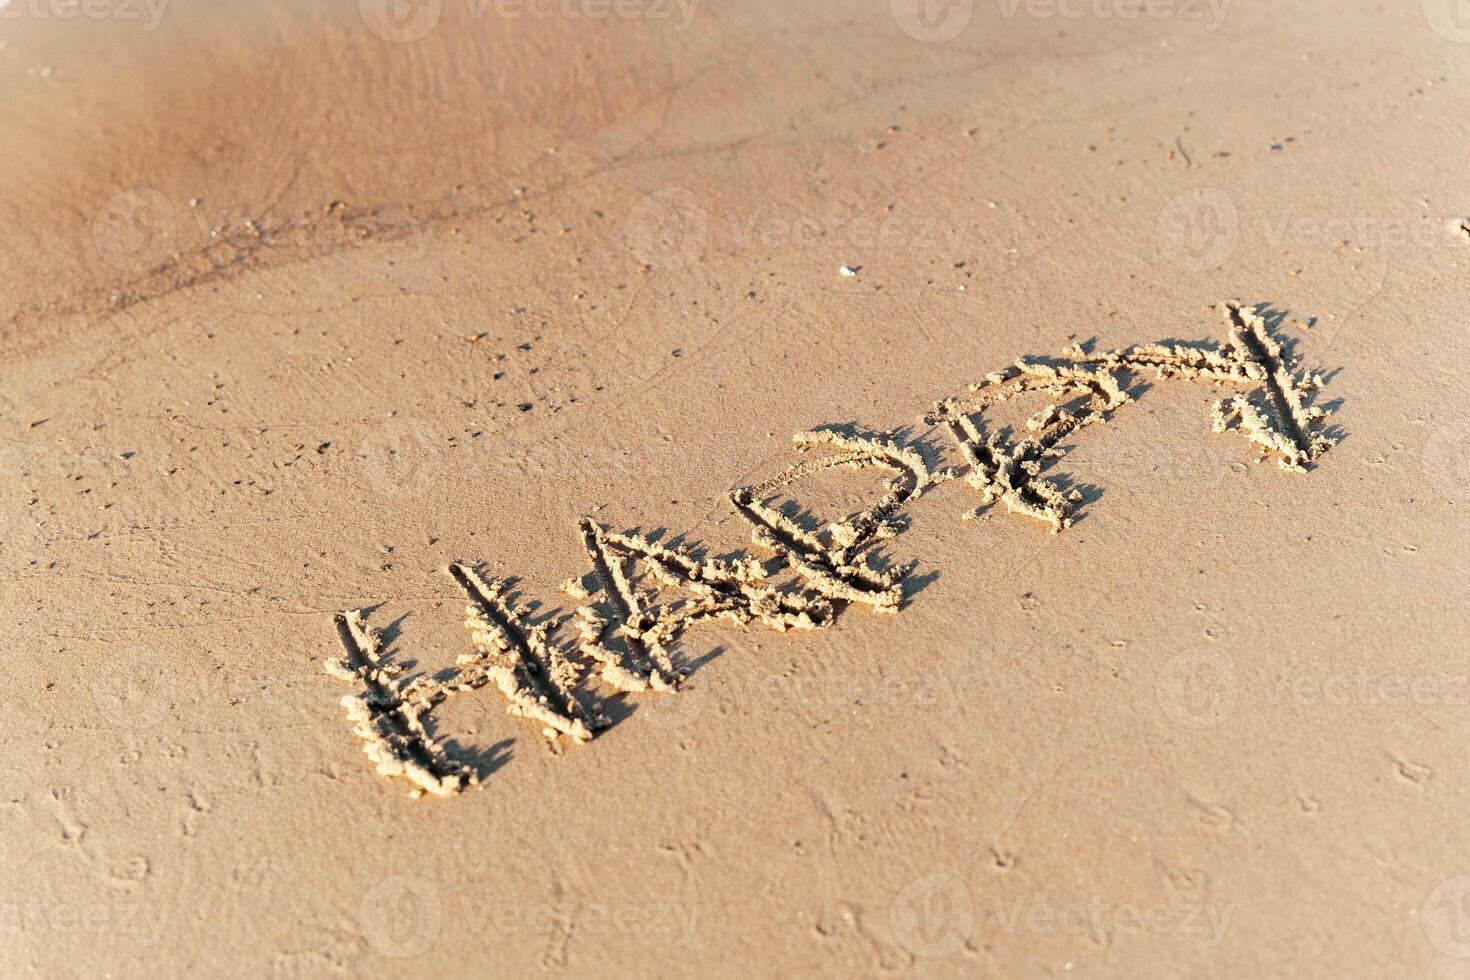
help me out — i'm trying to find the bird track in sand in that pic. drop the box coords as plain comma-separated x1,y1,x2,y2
326,301,1339,797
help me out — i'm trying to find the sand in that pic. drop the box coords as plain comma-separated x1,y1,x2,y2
2,0,1468,976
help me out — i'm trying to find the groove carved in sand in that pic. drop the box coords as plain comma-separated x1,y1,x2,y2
326,301,1339,796
730,426,945,614
326,610,477,797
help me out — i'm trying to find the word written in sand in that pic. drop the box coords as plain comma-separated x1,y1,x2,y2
327,301,1337,797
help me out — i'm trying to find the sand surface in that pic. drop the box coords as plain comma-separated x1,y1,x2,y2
3,0,1469,976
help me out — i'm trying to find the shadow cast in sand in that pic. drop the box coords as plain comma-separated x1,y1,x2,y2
439,737,514,782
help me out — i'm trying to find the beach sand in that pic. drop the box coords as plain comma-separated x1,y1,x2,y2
2,0,1468,975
